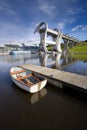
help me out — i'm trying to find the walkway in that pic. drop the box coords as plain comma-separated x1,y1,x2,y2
19,64,87,92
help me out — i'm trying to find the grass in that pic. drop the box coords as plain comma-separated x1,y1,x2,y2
69,42,87,61
69,43,87,53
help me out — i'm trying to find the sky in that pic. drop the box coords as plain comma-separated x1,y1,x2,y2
0,0,87,45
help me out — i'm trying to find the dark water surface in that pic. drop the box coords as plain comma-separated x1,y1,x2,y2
0,53,87,130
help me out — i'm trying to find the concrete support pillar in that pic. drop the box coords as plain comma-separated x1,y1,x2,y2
52,30,62,53
34,22,48,54
63,39,69,52
39,32,48,53
69,41,73,48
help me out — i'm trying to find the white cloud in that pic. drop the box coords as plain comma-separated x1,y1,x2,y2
67,8,75,15
0,1,17,16
72,25,87,32
0,22,39,45
57,22,65,30
70,30,87,40
57,17,76,31
63,18,76,24
38,0,56,17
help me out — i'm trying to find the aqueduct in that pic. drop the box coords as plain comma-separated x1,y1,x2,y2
34,22,80,54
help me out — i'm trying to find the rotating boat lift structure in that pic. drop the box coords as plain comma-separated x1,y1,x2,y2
34,22,80,54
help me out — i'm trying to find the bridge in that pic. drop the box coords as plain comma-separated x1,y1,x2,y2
34,22,80,54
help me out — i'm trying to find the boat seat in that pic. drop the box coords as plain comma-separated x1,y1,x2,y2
16,74,32,80
10,69,25,75
20,78,33,85
17,74,41,85
16,73,22,78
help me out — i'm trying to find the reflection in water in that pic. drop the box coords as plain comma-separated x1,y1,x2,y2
0,53,40,69
39,53,62,69
0,53,39,63
39,52,78,70
39,52,87,76
12,83,47,105
31,88,47,104
48,83,87,107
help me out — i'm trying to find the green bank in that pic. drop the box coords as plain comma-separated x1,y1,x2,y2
69,42,87,61
69,42,87,53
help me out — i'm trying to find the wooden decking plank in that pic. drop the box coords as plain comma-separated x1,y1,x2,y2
71,76,87,88
19,64,87,91
70,74,84,84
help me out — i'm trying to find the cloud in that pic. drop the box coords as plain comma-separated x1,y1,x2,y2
38,0,56,17
57,22,65,30
0,22,39,45
71,30,87,40
0,1,17,16
57,17,76,31
72,25,87,32
67,8,75,15
63,18,76,24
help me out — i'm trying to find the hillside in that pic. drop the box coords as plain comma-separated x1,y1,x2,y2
69,42,87,53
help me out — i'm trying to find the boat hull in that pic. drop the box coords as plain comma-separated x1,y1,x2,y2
9,50,31,55
10,67,47,93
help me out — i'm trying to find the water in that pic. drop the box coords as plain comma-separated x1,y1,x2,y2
0,53,87,130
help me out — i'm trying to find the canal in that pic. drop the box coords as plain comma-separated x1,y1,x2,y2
0,53,87,130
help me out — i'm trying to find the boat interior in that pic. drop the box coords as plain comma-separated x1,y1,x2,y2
10,67,44,86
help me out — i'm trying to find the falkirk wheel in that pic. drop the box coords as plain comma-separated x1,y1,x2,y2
34,22,80,54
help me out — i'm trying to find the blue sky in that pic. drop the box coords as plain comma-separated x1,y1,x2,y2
0,0,87,45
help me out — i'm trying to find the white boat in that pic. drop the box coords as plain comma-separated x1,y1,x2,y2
9,50,31,55
10,66,47,93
